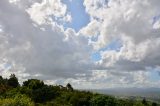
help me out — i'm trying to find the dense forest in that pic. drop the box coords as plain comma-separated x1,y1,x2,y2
0,74,159,106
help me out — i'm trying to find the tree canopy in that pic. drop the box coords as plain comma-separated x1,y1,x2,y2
0,74,159,106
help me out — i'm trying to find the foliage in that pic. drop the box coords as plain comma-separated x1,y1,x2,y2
90,94,117,106
0,74,159,106
7,74,19,88
66,83,73,91
0,94,34,106
23,79,44,89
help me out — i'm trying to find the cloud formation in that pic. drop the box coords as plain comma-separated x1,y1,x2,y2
80,0,160,88
83,0,160,71
27,0,72,25
0,0,160,88
0,0,93,82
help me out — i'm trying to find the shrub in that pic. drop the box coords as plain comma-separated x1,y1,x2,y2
0,94,34,106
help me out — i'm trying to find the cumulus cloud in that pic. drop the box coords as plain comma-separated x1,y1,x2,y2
83,0,160,71
1,0,160,88
84,0,160,47
78,0,160,88
0,0,93,82
27,0,72,25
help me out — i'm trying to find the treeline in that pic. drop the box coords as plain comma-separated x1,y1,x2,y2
0,74,159,106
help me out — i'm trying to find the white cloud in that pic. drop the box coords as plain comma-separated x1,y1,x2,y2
83,0,160,70
84,0,160,47
1,0,160,88
26,0,72,25
79,19,101,37
153,20,160,29
79,0,160,88
0,0,93,82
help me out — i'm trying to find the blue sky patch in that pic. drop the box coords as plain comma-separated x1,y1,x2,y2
62,0,90,32
91,39,122,61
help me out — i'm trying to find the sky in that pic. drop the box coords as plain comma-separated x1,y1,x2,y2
0,0,160,89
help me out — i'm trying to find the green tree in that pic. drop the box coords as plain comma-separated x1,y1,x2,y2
69,94,79,106
142,98,148,106
66,83,73,91
0,76,3,84
23,79,44,89
7,74,19,88
32,86,57,103
133,101,144,106
152,102,157,106
0,76,7,94
90,95,117,106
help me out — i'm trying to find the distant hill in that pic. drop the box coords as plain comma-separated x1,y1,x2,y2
91,88,160,103
91,88,160,97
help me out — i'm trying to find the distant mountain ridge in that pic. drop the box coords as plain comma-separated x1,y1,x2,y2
89,87,160,103
90,87,160,97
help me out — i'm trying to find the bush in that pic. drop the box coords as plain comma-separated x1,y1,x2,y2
90,95,117,106
0,94,34,106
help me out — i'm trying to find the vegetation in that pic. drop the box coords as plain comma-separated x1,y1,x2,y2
0,74,159,106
